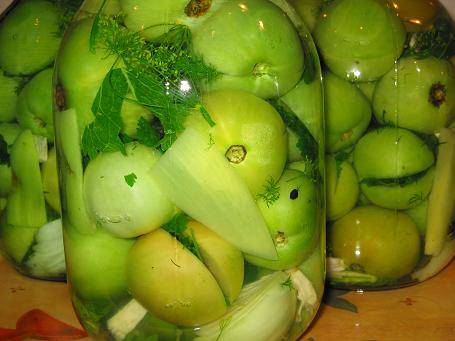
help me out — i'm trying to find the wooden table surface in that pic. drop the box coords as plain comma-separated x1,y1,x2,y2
1,255,454,341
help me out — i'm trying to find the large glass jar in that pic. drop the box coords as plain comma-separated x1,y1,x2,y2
54,0,325,339
0,0,82,280
297,0,455,289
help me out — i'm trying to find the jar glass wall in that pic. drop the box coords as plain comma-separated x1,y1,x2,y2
0,0,81,280
297,0,455,289
54,0,325,339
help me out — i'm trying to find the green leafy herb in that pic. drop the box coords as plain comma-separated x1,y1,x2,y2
0,136,9,165
162,213,202,260
256,177,280,208
403,14,455,59
136,117,160,148
408,192,424,206
81,68,128,160
50,0,83,37
280,276,294,290
124,173,137,187
88,16,219,152
334,149,351,181
360,168,430,188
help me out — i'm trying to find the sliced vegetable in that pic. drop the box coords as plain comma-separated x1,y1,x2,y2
425,128,455,255
194,271,297,341
24,219,66,278
106,299,148,341
151,127,277,260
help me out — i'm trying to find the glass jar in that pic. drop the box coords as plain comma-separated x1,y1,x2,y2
0,0,81,280
54,0,325,339
302,0,455,289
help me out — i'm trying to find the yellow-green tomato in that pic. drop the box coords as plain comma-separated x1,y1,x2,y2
127,228,228,326
186,89,287,196
83,143,175,238
326,154,359,221
0,0,63,75
0,71,20,122
65,227,134,300
245,169,319,270
329,206,421,280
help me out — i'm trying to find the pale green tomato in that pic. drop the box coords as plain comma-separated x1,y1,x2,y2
329,206,421,280
65,227,134,300
314,0,406,81
373,57,455,134
326,155,359,221
245,169,319,270
191,0,304,98
324,72,372,153
16,68,54,140
0,71,20,122
354,127,434,180
405,198,428,236
81,0,121,15
83,143,175,238
127,228,228,326
356,81,377,103
186,89,287,196
0,0,63,75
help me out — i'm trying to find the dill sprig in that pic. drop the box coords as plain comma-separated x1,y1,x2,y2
280,276,294,290
257,177,281,208
81,15,219,156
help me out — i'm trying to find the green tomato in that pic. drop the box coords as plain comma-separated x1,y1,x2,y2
191,0,304,98
326,154,359,221
245,169,319,270
127,228,228,326
314,0,406,81
0,0,63,75
405,198,428,236
0,123,22,146
16,68,54,140
65,227,134,300
0,165,12,198
56,18,152,135
81,0,122,15
324,72,372,153
356,81,377,103
353,127,434,180
329,206,421,280
83,143,175,238
186,89,287,196
373,57,455,134
0,71,20,122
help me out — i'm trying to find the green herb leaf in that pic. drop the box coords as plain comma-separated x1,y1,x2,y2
334,149,351,181
256,177,280,208
280,276,294,290
162,213,202,260
360,168,430,188
124,173,137,187
136,117,160,148
81,68,128,160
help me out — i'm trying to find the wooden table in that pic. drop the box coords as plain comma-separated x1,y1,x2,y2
1,255,454,341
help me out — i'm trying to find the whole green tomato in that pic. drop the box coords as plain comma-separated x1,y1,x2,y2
245,169,319,270
324,72,371,153
314,0,406,82
186,89,287,196
290,0,323,32
374,57,455,134
16,68,54,140
329,205,421,280
0,0,63,75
